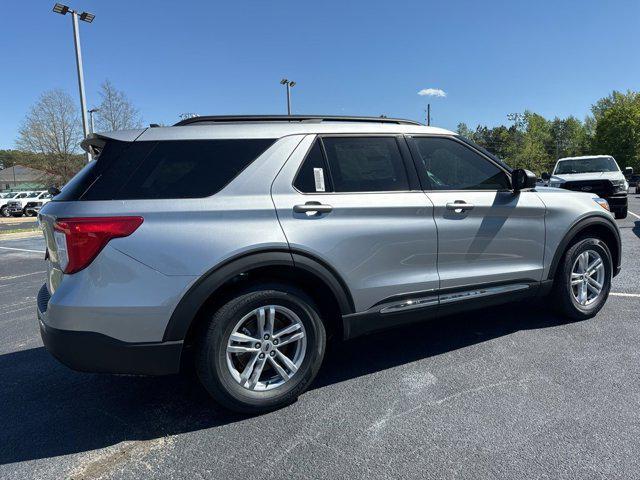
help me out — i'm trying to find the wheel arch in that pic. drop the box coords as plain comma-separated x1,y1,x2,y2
163,249,355,345
548,215,621,280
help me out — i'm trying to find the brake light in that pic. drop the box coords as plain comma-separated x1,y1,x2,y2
53,217,143,274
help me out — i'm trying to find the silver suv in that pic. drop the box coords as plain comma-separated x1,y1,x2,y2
37,115,621,413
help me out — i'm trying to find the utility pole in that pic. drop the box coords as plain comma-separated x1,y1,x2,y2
88,108,99,134
280,79,296,115
426,104,431,126
52,4,95,162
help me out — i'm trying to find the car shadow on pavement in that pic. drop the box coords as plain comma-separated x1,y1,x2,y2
315,303,564,389
0,304,565,466
632,220,640,238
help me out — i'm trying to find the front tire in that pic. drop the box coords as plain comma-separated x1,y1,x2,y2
552,237,612,320
196,285,326,414
614,207,627,219
0,205,9,217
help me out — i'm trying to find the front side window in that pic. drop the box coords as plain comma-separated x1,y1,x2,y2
412,137,511,191
322,137,409,192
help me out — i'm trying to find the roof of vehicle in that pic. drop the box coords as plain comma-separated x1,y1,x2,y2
82,116,456,149
556,155,614,162
173,115,423,126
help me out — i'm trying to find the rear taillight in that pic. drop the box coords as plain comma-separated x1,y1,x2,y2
53,216,143,274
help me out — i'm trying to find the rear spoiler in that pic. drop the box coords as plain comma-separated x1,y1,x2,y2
80,128,148,156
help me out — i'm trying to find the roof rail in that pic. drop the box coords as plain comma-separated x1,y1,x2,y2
173,115,422,127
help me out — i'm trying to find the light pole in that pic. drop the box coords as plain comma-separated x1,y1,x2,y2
88,108,99,134
280,79,296,115
52,3,95,161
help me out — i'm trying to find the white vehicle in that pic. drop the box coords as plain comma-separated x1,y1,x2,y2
22,191,53,216
543,156,630,219
0,191,32,217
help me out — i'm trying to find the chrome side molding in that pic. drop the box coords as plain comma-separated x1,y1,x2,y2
439,283,530,304
379,283,531,314
379,296,438,314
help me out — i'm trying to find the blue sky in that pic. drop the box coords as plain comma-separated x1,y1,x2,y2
1,0,639,149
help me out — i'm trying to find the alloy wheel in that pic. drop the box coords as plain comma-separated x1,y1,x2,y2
570,250,605,306
225,305,307,391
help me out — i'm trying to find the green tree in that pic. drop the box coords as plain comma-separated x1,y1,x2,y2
591,90,640,170
456,122,475,140
549,116,591,160
506,112,552,172
461,111,596,175
0,150,24,170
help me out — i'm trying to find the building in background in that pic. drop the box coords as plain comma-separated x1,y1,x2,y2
0,165,47,191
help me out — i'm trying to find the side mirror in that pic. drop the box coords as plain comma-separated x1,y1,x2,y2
624,166,633,176
541,172,551,181
48,186,60,196
512,169,537,191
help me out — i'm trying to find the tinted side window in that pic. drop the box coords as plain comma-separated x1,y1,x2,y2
81,141,157,200
322,137,409,192
55,140,146,201
61,138,275,201
412,137,511,190
293,140,332,193
115,139,275,199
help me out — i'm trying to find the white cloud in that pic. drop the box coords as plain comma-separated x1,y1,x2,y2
418,88,447,98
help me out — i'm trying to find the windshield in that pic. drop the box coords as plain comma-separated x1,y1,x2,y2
554,157,619,174
27,192,40,198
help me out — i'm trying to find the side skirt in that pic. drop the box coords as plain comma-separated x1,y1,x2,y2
342,281,540,340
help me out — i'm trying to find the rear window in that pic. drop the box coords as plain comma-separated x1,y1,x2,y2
55,138,276,201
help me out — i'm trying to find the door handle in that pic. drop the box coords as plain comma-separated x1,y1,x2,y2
293,201,333,215
446,201,474,213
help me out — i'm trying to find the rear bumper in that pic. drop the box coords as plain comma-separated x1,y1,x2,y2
37,284,182,375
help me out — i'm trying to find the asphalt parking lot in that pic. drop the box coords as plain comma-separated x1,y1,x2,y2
0,216,37,232
1,196,639,480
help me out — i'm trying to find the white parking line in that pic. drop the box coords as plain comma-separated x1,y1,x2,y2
628,210,640,220
0,246,45,254
610,292,640,298
0,271,46,281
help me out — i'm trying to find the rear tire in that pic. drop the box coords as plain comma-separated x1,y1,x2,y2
552,237,612,320
196,285,326,414
614,207,627,219
0,206,9,217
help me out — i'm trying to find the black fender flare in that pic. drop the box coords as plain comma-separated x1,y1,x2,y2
547,215,621,280
162,249,354,342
